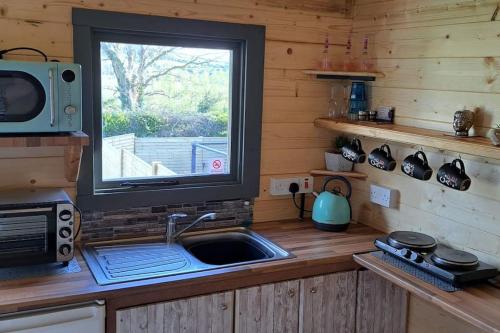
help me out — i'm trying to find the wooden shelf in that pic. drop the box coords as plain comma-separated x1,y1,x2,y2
0,131,89,148
314,118,500,160
0,132,89,182
303,70,384,81
310,169,368,179
354,252,500,333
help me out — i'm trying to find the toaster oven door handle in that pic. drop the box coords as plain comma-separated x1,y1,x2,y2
48,68,56,127
0,207,53,215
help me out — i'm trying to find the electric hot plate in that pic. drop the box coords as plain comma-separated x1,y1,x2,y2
374,231,498,287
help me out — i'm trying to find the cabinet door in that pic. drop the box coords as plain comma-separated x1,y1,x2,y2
299,271,357,333
116,291,234,333
235,280,300,333
356,270,408,333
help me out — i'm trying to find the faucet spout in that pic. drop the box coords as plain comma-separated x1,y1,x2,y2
165,212,217,245
172,213,217,241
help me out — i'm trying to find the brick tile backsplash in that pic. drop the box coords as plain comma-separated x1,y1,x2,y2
80,199,254,242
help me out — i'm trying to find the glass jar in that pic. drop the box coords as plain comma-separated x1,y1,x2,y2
328,85,345,119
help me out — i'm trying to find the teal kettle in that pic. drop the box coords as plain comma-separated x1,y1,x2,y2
312,176,352,232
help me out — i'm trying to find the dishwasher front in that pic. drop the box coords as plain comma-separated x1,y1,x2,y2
0,300,105,333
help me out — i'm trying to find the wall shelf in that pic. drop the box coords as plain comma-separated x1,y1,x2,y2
0,131,89,148
303,70,384,81
314,118,500,160
310,169,367,179
0,131,90,182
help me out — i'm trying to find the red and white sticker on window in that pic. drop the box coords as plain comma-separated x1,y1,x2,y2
209,158,225,174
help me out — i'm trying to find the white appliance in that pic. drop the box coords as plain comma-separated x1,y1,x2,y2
0,300,105,333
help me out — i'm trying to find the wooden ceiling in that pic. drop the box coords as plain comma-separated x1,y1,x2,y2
256,0,353,15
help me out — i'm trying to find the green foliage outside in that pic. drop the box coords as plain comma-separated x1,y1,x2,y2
101,43,230,138
103,111,228,138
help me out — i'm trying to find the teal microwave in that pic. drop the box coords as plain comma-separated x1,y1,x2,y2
0,60,81,133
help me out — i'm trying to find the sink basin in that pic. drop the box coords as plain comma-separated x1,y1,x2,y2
179,228,291,265
82,227,293,285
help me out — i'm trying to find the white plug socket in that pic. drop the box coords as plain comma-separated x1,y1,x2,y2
270,177,314,196
370,184,399,208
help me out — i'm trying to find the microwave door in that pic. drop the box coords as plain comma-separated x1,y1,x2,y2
0,62,58,133
0,207,57,267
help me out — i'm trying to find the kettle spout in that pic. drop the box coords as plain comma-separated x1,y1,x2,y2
312,191,319,198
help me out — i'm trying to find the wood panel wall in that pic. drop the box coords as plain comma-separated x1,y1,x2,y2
0,0,351,220
350,0,500,268
351,1,500,332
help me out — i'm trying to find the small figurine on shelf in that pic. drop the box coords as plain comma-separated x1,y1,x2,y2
319,34,332,71
343,35,356,71
453,108,475,137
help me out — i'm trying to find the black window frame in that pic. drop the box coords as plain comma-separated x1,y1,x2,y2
73,9,265,211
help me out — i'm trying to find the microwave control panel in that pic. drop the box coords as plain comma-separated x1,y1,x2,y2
57,64,82,132
56,203,75,263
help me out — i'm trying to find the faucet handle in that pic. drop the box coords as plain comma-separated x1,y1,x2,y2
168,213,188,222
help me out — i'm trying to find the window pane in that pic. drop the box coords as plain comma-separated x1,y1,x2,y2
100,42,231,181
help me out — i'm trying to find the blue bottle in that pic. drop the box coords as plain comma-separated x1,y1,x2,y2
348,82,367,120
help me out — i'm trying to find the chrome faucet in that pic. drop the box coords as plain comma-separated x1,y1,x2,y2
166,212,217,245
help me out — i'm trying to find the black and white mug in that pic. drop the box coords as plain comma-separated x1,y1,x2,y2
368,144,396,171
437,158,471,191
341,138,366,164
401,151,433,181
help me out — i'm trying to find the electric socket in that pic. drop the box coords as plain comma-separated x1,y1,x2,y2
370,184,399,208
270,177,314,196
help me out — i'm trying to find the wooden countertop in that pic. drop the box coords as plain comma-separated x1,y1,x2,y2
354,252,500,333
0,220,383,315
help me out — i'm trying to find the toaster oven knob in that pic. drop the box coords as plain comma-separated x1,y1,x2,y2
59,210,72,221
64,105,77,115
59,244,72,256
59,227,72,238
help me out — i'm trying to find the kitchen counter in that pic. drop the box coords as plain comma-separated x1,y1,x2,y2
354,252,500,333
0,219,383,316
2,219,500,333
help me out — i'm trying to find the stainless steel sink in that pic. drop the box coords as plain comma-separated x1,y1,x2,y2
82,227,293,285
179,228,291,265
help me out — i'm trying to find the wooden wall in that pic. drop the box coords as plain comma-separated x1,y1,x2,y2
349,0,500,268
351,2,500,332
0,0,351,219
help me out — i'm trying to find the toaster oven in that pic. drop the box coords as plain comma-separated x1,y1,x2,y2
0,189,75,267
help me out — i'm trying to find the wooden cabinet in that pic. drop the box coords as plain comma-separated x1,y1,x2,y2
115,270,408,333
299,271,357,333
116,291,234,333
235,280,300,333
356,270,408,333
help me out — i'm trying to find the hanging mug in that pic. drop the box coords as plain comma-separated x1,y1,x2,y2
437,159,471,191
401,151,433,181
368,144,396,171
341,138,366,163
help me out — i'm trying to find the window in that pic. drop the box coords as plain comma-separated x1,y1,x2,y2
74,9,265,210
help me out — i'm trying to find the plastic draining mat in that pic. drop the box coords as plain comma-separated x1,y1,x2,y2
0,258,81,281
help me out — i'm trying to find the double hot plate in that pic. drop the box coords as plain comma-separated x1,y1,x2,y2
375,231,498,286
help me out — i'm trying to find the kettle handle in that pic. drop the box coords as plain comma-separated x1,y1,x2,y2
321,176,352,199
